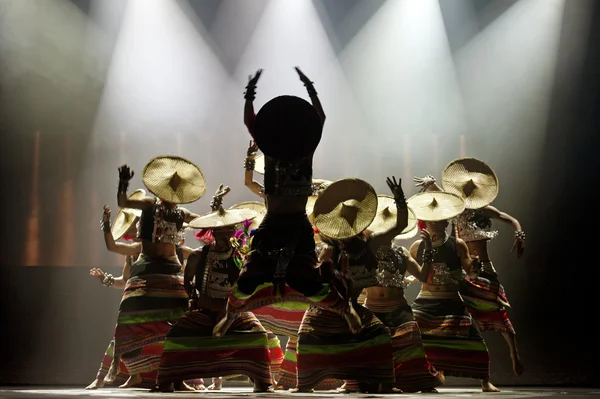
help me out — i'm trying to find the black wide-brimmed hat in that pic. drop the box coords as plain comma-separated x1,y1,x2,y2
253,95,322,160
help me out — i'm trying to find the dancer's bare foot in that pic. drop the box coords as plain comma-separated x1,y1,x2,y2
421,388,439,393
213,313,236,337
511,354,524,376
179,382,196,391
119,374,142,388
481,380,501,392
103,357,120,384
193,383,206,390
85,378,104,390
253,380,274,393
342,306,362,334
207,377,223,390
290,387,314,393
378,383,401,393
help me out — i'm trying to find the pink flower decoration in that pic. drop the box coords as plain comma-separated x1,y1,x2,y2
243,219,253,231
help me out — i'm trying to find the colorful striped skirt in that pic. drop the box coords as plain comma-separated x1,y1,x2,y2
253,303,342,390
94,340,157,387
412,290,490,380
461,268,515,334
365,297,443,392
113,271,188,375
296,304,394,390
157,309,272,385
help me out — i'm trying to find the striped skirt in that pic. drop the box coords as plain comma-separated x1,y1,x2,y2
253,304,342,390
95,340,157,387
412,290,490,380
461,269,515,334
157,309,272,385
365,298,443,392
113,272,188,375
296,304,394,390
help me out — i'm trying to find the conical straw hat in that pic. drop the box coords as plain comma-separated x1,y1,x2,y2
368,195,418,238
407,191,465,222
142,155,206,204
441,157,498,209
313,178,378,240
112,189,145,240
229,201,266,231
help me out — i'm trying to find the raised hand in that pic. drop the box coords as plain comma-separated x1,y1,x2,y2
247,140,259,158
413,175,436,192
247,69,263,88
385,176,405,199
294,66,312,84
118,165,134,181
102,205,111,222
512,235,525,259
420,228,433,249
215,183,231,198
90,268,107,284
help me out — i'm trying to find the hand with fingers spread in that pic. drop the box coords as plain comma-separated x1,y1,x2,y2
413,175,436,192
244,69,263,101
118,165,134,181
386,176,407,208
90,267,107,283
247,69,262,88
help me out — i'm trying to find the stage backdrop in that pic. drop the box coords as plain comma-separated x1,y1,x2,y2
1,0,598,386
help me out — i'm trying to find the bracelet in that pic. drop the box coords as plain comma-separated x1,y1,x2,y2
101,221,111,233
244,158,255,171
118,179,129,194
244,85,256,100
422,248,437,264
102,273,115,287
515,230,526,240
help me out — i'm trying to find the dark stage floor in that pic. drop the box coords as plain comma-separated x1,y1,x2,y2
0,387,598,399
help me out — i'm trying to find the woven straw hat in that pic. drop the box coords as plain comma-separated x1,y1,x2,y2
407,191,466,222
254,153,265,175
253,95,322,160
111,189,145,240
313,178,378,240
142,156,206,204
368,195,418,237
189,185,256,229
306,179,333,222
229,201,266,231
441,157,498,209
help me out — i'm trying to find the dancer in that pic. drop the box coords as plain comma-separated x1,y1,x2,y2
295,177,407,393
407,191,500,392
111,156,205,390
214,67,361,339
363,195,443,393
157,185,274,393
417,158,525,376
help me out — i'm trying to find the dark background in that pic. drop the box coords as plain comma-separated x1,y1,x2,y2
1,0,599,386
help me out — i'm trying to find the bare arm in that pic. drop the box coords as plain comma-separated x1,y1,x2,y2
89,255,132,290
482,205,525,259
116,164,154,210
456,237,476,274
295,67,325,124
182,208,201,223
402,247,426,283
410,229,435,283
243,70,262,135
100,206,142,256
369,176,409,248
244,140,265,198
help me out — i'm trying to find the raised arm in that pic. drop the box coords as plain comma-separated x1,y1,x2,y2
369,176,409,248
482,205,525,259
409,230,435,284
244,70,263,136
295,66,325,124
117,165,153,210
414,175,443,192
244,140,265,198
100,206,142,256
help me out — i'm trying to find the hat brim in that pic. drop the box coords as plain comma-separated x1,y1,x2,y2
142,155,206,204
407,191,465,222
442,157,498,209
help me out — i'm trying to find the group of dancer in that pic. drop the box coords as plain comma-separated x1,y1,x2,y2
87,67,525,393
